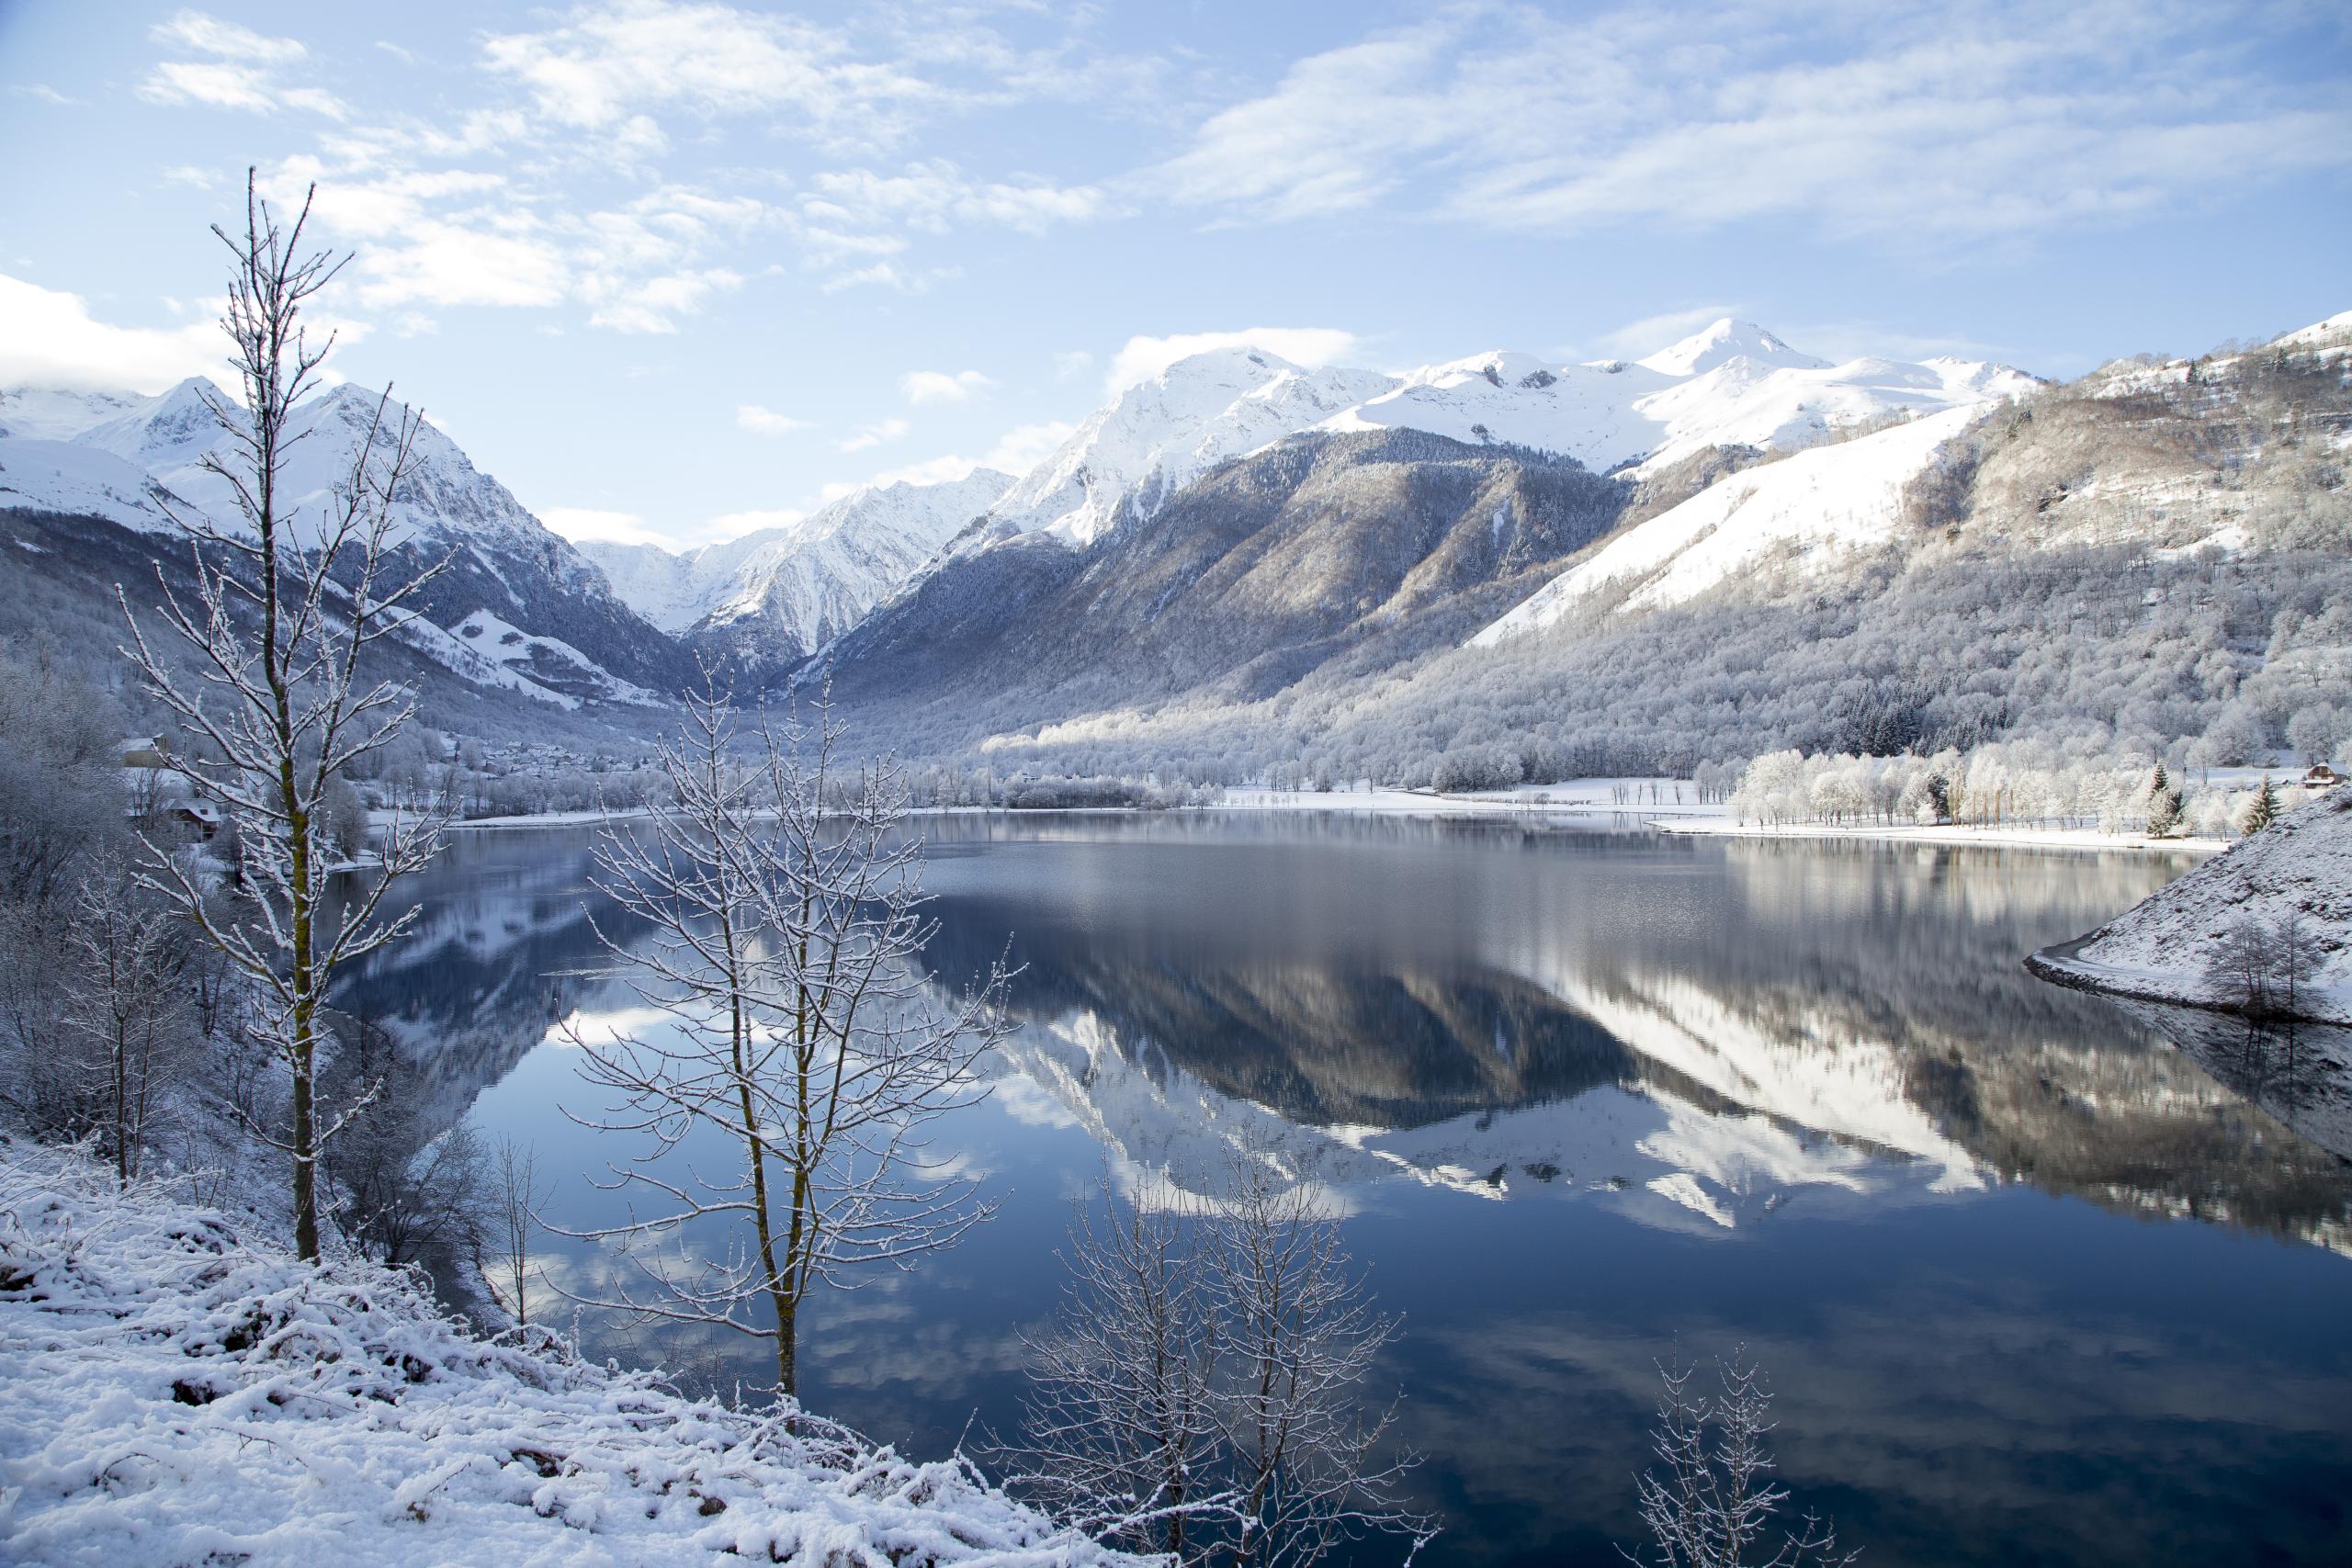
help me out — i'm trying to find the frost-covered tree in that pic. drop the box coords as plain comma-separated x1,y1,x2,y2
560,683,1011,1399
1006,1156,1431,1568
1006,1169,1226,1560
119,174,450,1260
1626,1349,1853,1568
60,866,195,1188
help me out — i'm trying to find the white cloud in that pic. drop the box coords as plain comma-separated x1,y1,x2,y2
141,9,347,118
736,403,812,436
835,416,910,452
0,273,234,393
806,160,1102,236
1052,350,1093,380
583,266,744,333
899,368,991,404
1593,305,1750,361
537,506,658,546
1105,327,1362,391
831,417,1075,499
480,0,933,145
14,84,76,106
982,419,1074,475
1154,3,2352,243
158,164,218,190
705,507,804,538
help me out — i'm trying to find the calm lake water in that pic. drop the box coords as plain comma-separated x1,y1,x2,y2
335,812,2352,1567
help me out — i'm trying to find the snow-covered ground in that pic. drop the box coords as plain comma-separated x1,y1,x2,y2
2030,790,2352,1022
0,1136,1136,1568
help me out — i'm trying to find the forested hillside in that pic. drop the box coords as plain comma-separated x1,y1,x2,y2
840,319,2349,785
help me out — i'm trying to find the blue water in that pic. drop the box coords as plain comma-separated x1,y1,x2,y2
338,813,2352,1566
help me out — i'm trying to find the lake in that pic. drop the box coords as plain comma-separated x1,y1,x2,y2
334,811,2352,1566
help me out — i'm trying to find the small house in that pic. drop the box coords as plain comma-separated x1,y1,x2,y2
2303,762,2342,789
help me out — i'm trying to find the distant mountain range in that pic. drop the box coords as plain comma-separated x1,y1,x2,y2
1,378,684,709
6,310,2345,775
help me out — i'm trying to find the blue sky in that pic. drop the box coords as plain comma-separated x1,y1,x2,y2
3,0,2346,550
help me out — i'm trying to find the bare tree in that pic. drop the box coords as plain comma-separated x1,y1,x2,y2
1210,1155,1423,1568
485,1136,552,1330
558,682,1012,1399
2203,914,2276,1016
1625,1348,1853,1568
119,173,449,1260
1006,1168,1229,1560
2270,908,2327,1021
1006,1156,1430,1568
59,865,195,1188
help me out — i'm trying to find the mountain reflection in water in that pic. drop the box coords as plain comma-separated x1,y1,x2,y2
338,812,2352,1567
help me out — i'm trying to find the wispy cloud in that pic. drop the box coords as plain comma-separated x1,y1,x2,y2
900,368,991,404
141,8,347,118
1152,1,2352,244
821,417,1075,502
835,415,910,452
479,0,935,149
0,273,261,393
1593,305,1750,361
737,403,812,436
1105,327,1362,391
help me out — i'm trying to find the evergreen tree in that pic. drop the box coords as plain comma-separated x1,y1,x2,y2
2241,774,2279,836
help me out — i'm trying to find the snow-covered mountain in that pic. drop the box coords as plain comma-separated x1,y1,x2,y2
942,319,2032,567
1315,319,2037,479
978,346,1398,547
0,377,686,708
580,468,1012,672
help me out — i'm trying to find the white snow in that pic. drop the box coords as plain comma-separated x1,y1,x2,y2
2274,309,2352,350
2032,789,2352,1022
582,470,1012,648
450,608,667,708
0,1136,1139,1568
1470,404,1984,644
0,437,190,535
1309,321,2035,482
982,346,1396,547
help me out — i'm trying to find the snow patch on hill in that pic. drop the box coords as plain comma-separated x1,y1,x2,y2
1472,403,1984,645
0,1136,1137,1568
0,437,191,535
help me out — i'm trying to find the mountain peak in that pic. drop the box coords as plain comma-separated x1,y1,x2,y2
1637,318,1826,378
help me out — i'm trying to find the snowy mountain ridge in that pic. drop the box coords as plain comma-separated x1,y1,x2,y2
580,468,1013,667
0,376,686,707
957,320,2036,562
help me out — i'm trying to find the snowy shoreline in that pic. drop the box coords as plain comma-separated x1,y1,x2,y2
2022,793,2352,1025
0,1137,1139,1566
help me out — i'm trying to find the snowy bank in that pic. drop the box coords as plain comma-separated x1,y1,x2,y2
0,1138,1136,1568
2027,791,2352,1023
